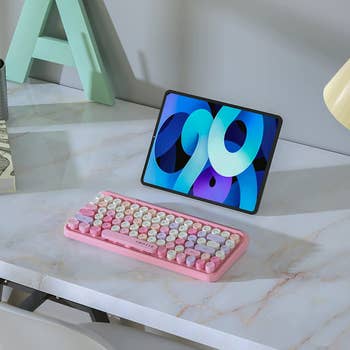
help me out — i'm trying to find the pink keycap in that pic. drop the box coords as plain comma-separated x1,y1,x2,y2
134,218,142,225
138,226,148,234
107,210,115,217
102,223,112,230
151,224,160,230
124,215,133,223
187,228,197,235
160,226,169,233
90,226,101,237
210,256,222,267
157,246,167,258
67,218,79,230
79,222,90,234
79,209,95,217
176,253,186,264
196,259,206,271
84,203,98,211
103,216,113,223
101,230,157,254
175,238,185,245
185,248,200,257
166,242,175,249
112,218,122,225
205,261,216,273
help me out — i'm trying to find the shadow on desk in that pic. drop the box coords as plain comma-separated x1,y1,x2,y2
10,131,80,193
259,164,350,216
158,202,317,283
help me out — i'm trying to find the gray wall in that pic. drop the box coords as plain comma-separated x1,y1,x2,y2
1,0,350,154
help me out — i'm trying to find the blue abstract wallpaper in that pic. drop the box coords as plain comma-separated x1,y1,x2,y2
143,93,280,212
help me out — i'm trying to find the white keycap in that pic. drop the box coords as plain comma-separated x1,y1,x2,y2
142,220,151,227
197,237,206,245
139,206,149,213
156,239,165,246
160,219,169,226
151,216,161,223
93,220,102,226
113,198,122,205
94,213,103,220
179,225,188,232
115,212,124,219
142,213,152,221
121,221,130,228
111,225,120,231
147,236,156,243
148,229,157,236
134,211,143,218
216,250,225,260
104,196,113,203
167,250,176,260
130,203,139,211
225,239,235,249
116,206,125,212
175,217,184,224
157,211,166,218
129,230,138,237
107,203,117,210
166,235,175,242
207,240,220,249
98,207,107,214
178,231,188,239
184,220,193,226
130,223,139,231
211,228,221,235
169,229,178,236
175,245,184,253
202,225,212,232
166,214,175,222
221,231,230,238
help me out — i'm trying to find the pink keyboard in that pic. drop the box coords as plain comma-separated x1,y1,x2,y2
64,191,249,282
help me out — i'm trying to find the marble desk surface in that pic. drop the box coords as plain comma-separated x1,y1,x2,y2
1,80,350,350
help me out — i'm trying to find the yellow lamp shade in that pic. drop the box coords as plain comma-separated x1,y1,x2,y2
324,58,350,130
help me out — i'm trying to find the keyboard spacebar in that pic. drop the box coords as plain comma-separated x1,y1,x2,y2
101,230,157,254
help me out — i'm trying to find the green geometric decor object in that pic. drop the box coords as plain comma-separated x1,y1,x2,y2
6,0,114,105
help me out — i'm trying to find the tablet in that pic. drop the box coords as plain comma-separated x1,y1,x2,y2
141,91,282,214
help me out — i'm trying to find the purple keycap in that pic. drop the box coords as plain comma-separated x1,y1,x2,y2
195,244,215,255
186,255,196,267
207,233,225,244
169,222,179,229
185,240,195,248
197,230,207,238
157,232,166,240
75,213,93,224
221,245,231,254
188,235,197,242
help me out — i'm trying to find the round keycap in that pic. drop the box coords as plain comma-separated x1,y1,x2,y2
160,219,169,226
225,239,235,249
175,217,184,224
98,201,108,208
113,198,122,205
143,213,152,221
115,212,125,219
147,236,156,243
211,228,221,235
122,201,131,208
138,233,147,240
187,228,197,235
196,259,206,270
202,225,211,232
139,227,148,234
175,238,186,245
120,228,129,234
169,222,179,229
160,226,169,234
111,225,120,231
175,245,184,253
116,206,125,212
89,226,101,237
102,223,112,229
156,239,165,246
126,209,134,215
124,215,133,222
178,232,188,239
134,218,142,226
221,231,230,239
151,216,161,223
142,220,151,227
197,237,206,245
169,229,178,236
221,245,231,254
79,222,90,234
93,219,102,226
148,229,157,236
201,253,211,261
134,211,142,218
98,207,107,214
106,210,116,217
215,250,225,260
112,218,122,225
179,225,188,232
157,232,166,240
197,230,207,238
167,250,176,261
148,209,157,216
103,196,113,203
107,203,117,210
67,218,79,230
207,240,220,249
157,211,166,218
103,216,113,223
188,235,197,242
130,203,139,211
151,223,160,230
166,214,175,222
163,234,173,242
184,240,194,248
186,255,196,267
129,230,138,237
121,221,130,228
176,253,186,264
139,206,148,213
193,222,202,230
230,233,240,243
166,242,175,249
205,261,216,273
184,220,193,226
